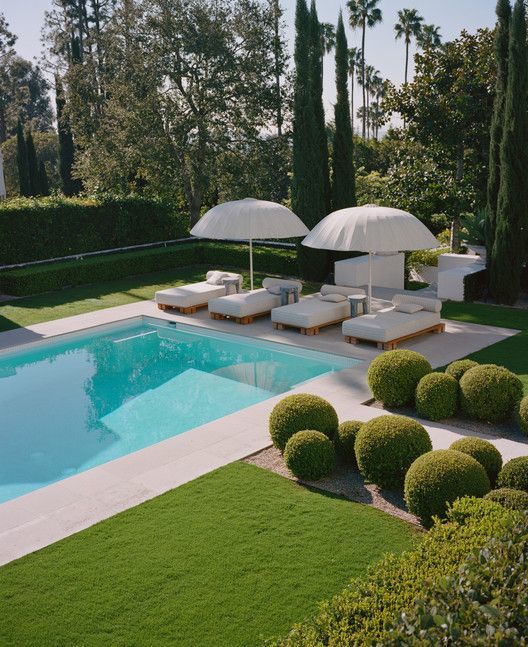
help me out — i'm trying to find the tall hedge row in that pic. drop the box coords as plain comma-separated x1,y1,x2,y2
0,196,188,265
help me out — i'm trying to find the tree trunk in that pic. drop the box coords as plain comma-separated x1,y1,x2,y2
0,104,6,144
404,39,409,84
361,20,366,139
350,65,354,134
450,146,465,252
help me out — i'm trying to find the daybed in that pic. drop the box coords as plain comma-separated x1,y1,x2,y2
271,284,366,335
155,271,243,314
342,294,445,350
208,277,303,325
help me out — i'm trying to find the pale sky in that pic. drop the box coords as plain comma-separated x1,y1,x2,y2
4,0,497,115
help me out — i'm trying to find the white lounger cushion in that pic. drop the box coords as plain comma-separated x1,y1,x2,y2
392,293,442,313
272,294,351,329
155,272,242,308
342,308,441,343
209,289,282,318
320,284,366,297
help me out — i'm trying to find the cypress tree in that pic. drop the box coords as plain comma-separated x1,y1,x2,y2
26,129,39,196
16,119,30,197
485,0,511,265
56,75,81,196
332,11,356,211
490,0,528,304
38,160,50,196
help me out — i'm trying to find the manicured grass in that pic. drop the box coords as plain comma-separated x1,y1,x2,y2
0,463,416,646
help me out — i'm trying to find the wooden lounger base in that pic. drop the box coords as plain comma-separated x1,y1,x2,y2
210,310,270,325
273,316,350,336
345,323,445,350
157,302,207,315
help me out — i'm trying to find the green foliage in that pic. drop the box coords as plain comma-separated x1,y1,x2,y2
269,393,338,452
55,75,80,197
459,363,523,423
1,131,59,197
497,456,528,492
275,497,519,646
335,420,362,465
367,349,432,407
519,395,528,435
354,169,387,206
484,487,528,510
445,359,479,381
463,267,488,302
404,450,491,525
406,246,446,269
284,430,336,480
25,129,39,197
415,372,458,421
15,119,29,197
450,437,503,486
355,415,432,489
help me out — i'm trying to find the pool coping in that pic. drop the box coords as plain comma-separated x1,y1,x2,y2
0,299,524,565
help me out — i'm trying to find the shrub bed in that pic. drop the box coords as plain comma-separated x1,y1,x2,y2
284,431,335,480
367,350,431,407
415,372,458,420
450,437,503,485
335,420,362,465
269,394,338,452
484,487,528,510
519,395,528,436
445,359,478,382
459,364,523,423
354,415,432,489
404,449,490,525
497,456,528,492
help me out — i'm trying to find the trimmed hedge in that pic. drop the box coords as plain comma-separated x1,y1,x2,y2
459,364,523,423
367,350,432,407
335,420,363,465
404,449,491,525
445,359,479,382
354,415,432,489
450,437,503,485
284,430,335,480
415,372,458,421
275,498,521,646
0,242,298,296
0,196,188,265
497,456,528,493
519,395,528,436
484,487,528,511
269,394,338,452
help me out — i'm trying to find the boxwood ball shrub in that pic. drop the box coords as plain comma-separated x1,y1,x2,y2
335,420,363,465
404,450,491,525
354,415,432,489
415,373,458,421
484,487,528,511
367,350,432,407
269,394,338,452
284,430,335,480
459,364,523,423
445,359,479,382
450,437,503,486
519,395,528,436
497,456,528,492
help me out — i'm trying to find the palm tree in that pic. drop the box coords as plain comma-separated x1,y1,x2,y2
320,22,336,56
394,8,424,85
348,47,361,133
417,23,442,50
347,0,383,139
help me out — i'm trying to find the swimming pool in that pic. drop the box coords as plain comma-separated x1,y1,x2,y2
0,318,359,503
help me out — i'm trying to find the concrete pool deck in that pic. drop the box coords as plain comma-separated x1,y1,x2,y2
0,298,525,566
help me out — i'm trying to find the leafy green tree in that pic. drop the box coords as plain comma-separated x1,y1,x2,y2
394,8,424,85
25,129,39,196
417,24,442,50
16,119,30,197
348,0,382,139
348,47,361,133
1,131,59,196
55,75,81,196
490,0,528,305
0,12,16,143
38,159,50,196
486,0,511,264
332,11,356,211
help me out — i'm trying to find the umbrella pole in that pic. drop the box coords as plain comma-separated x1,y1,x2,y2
249,237,254,291
368,251,372,313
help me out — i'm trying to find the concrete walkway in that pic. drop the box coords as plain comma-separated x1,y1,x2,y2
0,299,524,566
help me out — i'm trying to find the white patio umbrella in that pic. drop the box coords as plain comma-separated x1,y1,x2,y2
0,150,6,200
190,198,309,290
302,204,439,309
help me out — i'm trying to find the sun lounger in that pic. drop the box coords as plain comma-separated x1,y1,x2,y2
209,278,303,324
271,284,366,335
155,271,243,314
342,294,444,350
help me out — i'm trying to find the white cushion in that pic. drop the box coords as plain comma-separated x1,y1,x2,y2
155,282,225,308
342,309,441,342
394,303,423,314
206,271,228,285
320,284,366,298
319,293,347,303
209,289,282,317
272,294,350,329
392,293,442,313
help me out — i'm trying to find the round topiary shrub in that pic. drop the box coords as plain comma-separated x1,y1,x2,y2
518,395,528,436
335,420,363,465
354,415,432,489
484,487,528,511
404,449,491,525
284,430,335,480
497,456,528,492
367,350,432,407
459,364,523,423
415,372,458,421
445,359,479,382
450,437,503,486
269,394,338,452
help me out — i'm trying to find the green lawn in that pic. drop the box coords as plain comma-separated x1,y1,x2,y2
0,463,416,647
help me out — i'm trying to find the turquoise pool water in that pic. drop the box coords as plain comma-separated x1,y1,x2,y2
0,319,359,503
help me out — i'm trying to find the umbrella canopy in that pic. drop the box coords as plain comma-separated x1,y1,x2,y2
190,198,309,290
0,150,6,200
302,204,439,307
